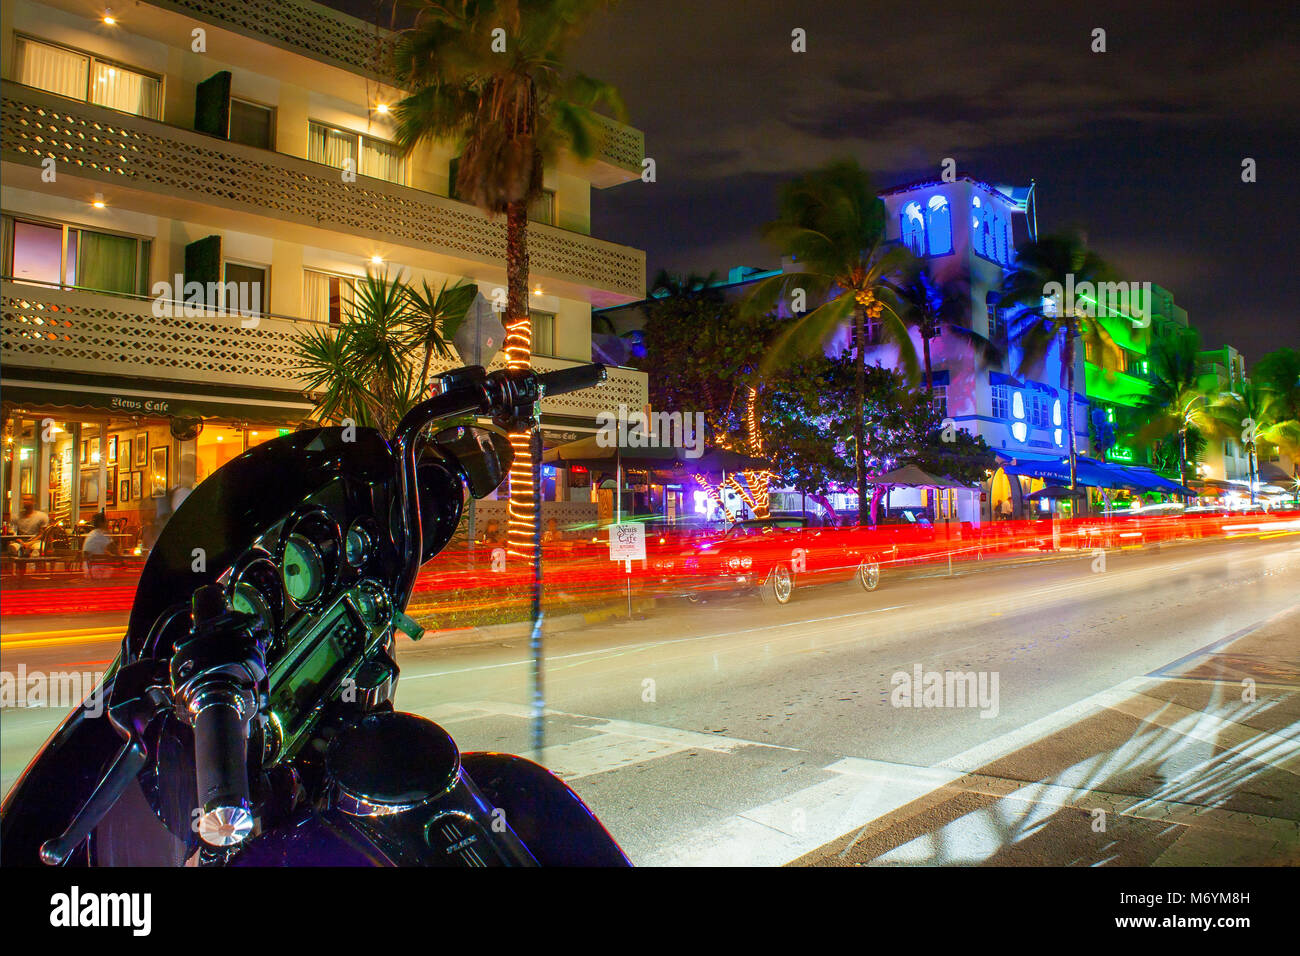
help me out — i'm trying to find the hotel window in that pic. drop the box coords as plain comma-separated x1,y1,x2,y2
901,202,926,256
229,99,275,150
991,384,1010,419
303,270,358,326
3,215,149,295
930,385,948,418
1030,393,1050,428
223,261,268,317
14,36,161,119
530,310,556,357
308,121,406,185
529,189,557,225
986,294,1006,340
925,195,952,256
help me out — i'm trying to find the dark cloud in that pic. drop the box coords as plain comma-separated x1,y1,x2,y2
329,0,1300,362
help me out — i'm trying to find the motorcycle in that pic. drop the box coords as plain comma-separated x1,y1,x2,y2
1,363,630,867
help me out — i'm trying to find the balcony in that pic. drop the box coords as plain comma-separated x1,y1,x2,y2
0,282,646,423
1,83,644,306
61,0,643,184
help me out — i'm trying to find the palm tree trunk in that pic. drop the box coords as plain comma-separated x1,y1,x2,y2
1179,426,1189,502
1064,326,1078,491
854,307,867,524
923,325,933,393
1249,443,1258,506
503,198,536,560
419,342,434,397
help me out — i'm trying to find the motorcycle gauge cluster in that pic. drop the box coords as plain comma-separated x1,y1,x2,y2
277,508,342,611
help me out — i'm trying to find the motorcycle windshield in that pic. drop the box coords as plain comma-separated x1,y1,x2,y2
124,427,395,662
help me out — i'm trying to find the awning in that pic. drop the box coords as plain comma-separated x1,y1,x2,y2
997,452,1191,493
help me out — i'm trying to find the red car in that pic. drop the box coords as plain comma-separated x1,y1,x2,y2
652,516,888,605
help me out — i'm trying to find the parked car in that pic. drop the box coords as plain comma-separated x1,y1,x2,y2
652,516,888,605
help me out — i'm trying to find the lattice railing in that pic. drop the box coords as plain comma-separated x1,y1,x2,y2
1,84,644,301
1,283,646,421
142,0,641,173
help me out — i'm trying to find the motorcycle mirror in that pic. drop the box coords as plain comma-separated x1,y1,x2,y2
430,425,513,500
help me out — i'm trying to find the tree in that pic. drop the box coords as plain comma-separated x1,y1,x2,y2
747,159,920,522
1000,229,1119,491
405,278,478,396
889,264,1003,392
1122,328,1211,494
1205,383,1292,505
761,352,984,523
296,271,471,435
392,0,627,558
1252,347,1300,424
640,271,781,516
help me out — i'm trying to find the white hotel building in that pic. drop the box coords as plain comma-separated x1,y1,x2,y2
1,0,647,537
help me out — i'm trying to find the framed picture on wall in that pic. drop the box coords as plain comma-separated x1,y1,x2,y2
89,437,101,464
105,466,117,507
132,471,142,500
48,458,59,490
20,467,32,495
121,440,132,472
150,446,169,498
134,433,148,468
80,472,99,505
120,478,131,503
79,440,87,464
108,436,118,463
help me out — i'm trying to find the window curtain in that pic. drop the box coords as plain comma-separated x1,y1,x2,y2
90,62,160,119
76,231,138,294
303,271,332,324
530,311,555,357
309,123,358,172
303,271,356,325
361,138,405,184
17,39,89,100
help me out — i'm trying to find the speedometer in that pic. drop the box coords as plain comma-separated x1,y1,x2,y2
282,534,325,605
231,581,274,627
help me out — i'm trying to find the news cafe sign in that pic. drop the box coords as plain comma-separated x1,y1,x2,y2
109,395,172,415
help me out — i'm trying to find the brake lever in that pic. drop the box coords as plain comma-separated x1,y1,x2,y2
40,658,171,865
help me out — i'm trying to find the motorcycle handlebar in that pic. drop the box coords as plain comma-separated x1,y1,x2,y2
190,687,256,848
537,363,607,397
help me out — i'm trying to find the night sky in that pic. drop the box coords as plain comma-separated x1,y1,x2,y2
333,1,1299,365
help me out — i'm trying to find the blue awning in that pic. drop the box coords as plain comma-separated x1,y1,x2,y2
997,452,1184,492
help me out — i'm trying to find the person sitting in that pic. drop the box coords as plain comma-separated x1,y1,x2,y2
8,502,49,557
478,518,501,543
542,517,562,543
82,511,120,579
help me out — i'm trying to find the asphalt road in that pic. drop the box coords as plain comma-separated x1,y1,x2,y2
3,534,1298,865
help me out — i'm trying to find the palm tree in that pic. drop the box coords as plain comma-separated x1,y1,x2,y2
1000,229,1119,491
391,0,626,559
405,278,477,395
1205,383,1291,506
296,271,474,435
1122,328,1211,495
747,159,919,522
296,271,422,436
889,265,1003,392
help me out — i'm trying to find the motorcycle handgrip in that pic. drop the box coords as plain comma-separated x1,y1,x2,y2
190,686,255,847
538,363,607,397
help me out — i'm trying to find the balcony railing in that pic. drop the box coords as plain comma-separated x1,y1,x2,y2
142,0,643,177
1,83,644,303
1,281,646,422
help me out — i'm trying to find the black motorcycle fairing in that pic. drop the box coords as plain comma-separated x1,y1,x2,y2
125,427,396,663
461,753,632,867
0,689,123,866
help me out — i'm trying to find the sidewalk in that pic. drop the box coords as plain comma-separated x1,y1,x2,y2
790,606,1300,866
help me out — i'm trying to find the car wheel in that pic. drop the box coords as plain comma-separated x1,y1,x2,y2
760,563,794,605
684,592,704,605
857,558,880,592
